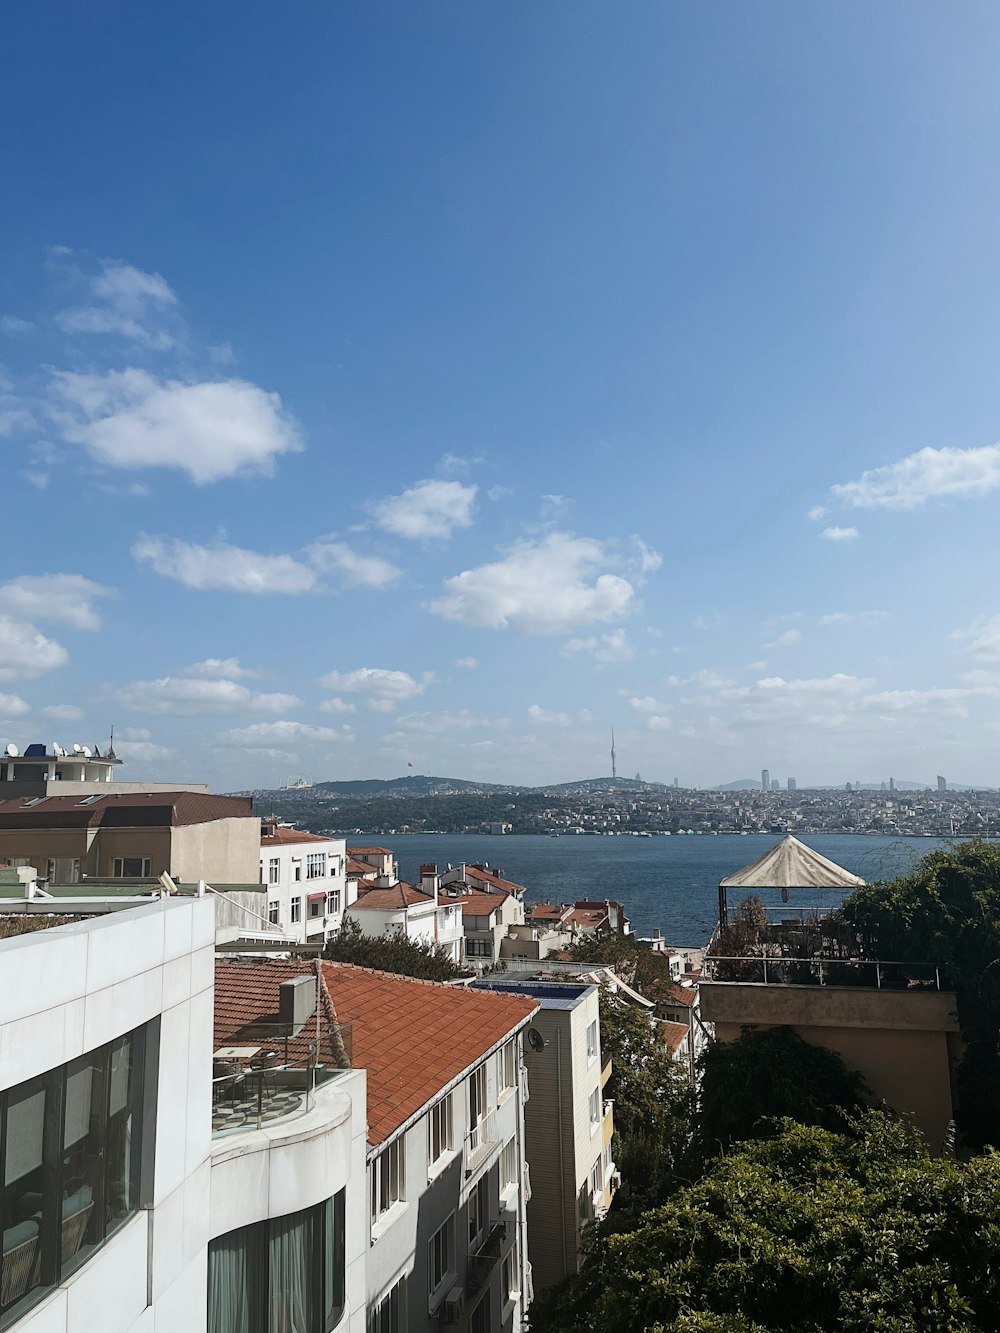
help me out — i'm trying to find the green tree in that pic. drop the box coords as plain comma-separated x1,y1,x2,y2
697,1025,869,1161
322,915,468,981
838,839,1000,1148
597,988,695,1215
529,1112,1000,1333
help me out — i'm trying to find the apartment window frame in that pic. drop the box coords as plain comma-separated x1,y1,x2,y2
268,857,281,885
500,1138,517,1191
586,1020,598,1064
291,896,302,924
308,898,324,920
371,1137,405,1229
465,939,491,959
207,1192,345,1333
326,889,342,915
469,1064,487,1137
369,1274,405,1333
427,1214,455,1302
468,1174,489,1249
502,1237,519,1306
588,1087,601,1132
471,1290,492,1333
306,853,326,881
499,1041,516,1095
427,1095,454,1170
267,901,280,926
111,857,151,878
0,1023,149,1330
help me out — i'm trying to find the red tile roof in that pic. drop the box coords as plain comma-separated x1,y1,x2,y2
665,985,697,1008
348,846,393,856
213,958,537,1146
525,903,569,922
261,826,331,846
661,1020,689,1053
461,865,525,894
352,881,435,911
456,891,506,918
346,858,374,877
0,791,253,829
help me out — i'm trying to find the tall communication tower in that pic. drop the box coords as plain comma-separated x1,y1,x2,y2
611,727,617,782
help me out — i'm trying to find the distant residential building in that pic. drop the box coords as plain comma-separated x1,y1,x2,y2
0,739,209,799
787,777,797,791
0,790,260,885
770,779,779,792
472,979,615,1296
347,846,397,879
345,864,464,964
259,817,350,943
761,768,770,791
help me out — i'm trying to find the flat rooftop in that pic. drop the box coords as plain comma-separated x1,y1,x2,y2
471,979,595,1010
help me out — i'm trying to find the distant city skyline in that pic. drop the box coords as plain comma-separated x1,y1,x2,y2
4,6,1000,789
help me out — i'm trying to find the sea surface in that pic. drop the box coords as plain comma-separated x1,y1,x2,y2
380,833,953,945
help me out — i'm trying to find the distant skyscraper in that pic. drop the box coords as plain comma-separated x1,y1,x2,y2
770,779,779,792
673,777,679,788
761,768,769,791
787,777,797,791
889,777,896,793
937,774,947,792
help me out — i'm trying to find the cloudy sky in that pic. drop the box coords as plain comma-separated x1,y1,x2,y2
4,3,1000,789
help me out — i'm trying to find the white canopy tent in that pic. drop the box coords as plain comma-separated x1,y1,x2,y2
718,834,865,927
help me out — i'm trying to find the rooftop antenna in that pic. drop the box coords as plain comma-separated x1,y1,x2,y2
107,725,117,761
611,727,617,782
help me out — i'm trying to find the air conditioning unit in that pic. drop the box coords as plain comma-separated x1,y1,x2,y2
609,1169,622,1191
436,1288,465,1325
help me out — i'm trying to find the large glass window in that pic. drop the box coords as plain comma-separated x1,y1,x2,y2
428,1095,453,1167
0,1025,147,1329
208,1193,345,1333
370,1138,404,1227
269,858,281,885
369,1276,404,1333
428,1215,454,1298
306,854,326,880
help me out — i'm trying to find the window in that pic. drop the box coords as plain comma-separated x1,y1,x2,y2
291,897,301,924
306,853,326,880
428,1095,453,1167
309,899,323,919
469,1065,487,1137
502,1238,519,1304
500,1138,517,1190
589,1088,601,1130
465,939,491,959
327,889,341,914
369,1276,405,1333
0,1025,147,1328
267,901,279,926
207,1193,345,1333
471,1292,492,1333
428,1215,454,1297
112,857,150,878
590,1157,604,1196
268,858,280,885
294,864,302,882
468,1175,488,1247
499,1041,516,1093
586,1020,598,1063
371,1137,405,1226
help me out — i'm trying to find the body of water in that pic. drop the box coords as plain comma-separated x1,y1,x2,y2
379,833,952,945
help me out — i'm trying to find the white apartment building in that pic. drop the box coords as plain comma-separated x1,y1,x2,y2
344,866,464,965
0,893,369,1333
260,821,351,944
471,980,615,1296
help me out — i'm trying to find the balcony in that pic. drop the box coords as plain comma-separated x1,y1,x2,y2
464,1107,500,1175
466,1220,508,1295
212,1019,352,1137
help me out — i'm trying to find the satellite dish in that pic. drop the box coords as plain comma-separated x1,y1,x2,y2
72,744,82,754
81,747,91,758
5,743,18,757
525,1027,546,1054
51,743,62,757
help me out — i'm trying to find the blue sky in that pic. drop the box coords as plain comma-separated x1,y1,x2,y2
4,1,1000,788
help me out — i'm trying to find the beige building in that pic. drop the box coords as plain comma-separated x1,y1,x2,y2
0,791,260,885
472,979,615,1296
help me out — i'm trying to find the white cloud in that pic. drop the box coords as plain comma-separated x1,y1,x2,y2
646,714,672,731
527,704,571,726
455,657,478,670
562,628,635,664
51,369,301,483
807,505,828,522
219,720,346,748
539,494,573,520
183,657,258,680
0,617,68,681
821,526,860,542
818,611,888,626
133,536,316,594
952,614,1000,664
374,479,477,540
832,443,1000,511
694,613,723,631
318,697,356,715
388,709,508,737
766,629,802,648
307,540,401,589
1,315,32,334
861,686,997,718
118,677,300,717
0,574,113,631
627,695,661,714
42,703,85,721
0,693,30,718
318,667,432,712
634,538,663,573
55,260,178,349
432,533,634,635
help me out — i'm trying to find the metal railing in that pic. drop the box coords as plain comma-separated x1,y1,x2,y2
466,1220,507,1295
211,1020,352,1137
464,1107,500,1173
703,954,941,990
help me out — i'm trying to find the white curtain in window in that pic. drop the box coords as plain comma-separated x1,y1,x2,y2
208,1227,262,1333
268,1209,317,1333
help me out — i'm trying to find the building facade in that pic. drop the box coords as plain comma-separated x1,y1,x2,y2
259,821,350,944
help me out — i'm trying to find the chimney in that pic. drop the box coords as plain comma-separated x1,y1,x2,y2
279,975,317,1037
420,863,440,898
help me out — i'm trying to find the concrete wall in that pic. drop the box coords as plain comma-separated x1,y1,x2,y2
700,981,960,1148
170,817,260,884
